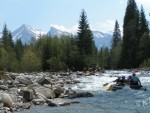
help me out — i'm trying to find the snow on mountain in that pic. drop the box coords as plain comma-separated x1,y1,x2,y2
93,31,112,49
12,24,46,44
47,26,71,37
12,24,112,48
47,27,112,48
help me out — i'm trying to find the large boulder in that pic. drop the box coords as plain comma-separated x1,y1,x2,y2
65,88,76,98
0,93,13,107
18,77,32,86
53,86,65,98
38,77,51,86
23,89,35,101
35,87,55,99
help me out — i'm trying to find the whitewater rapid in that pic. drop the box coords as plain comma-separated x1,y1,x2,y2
65,70,150,113
70,70,150,92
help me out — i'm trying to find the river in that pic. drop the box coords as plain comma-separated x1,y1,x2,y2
15,70,150,113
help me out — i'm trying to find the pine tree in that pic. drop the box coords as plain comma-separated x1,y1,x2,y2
119,0,139,68
139,6,149,38
1,24,9,49
137,6,150,65
111,20,122,49
76,9,95,70
1,24,14,49
110,20,122,69
77,9,94,55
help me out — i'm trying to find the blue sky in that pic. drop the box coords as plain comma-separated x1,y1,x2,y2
0,0,149,33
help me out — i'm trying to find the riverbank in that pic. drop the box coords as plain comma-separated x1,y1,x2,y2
0,71,95,113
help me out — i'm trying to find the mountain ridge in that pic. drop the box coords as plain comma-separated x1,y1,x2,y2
2,24,112,49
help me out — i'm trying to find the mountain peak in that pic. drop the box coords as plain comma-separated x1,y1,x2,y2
21,24,30,28
47,26,70,37
12,24,45,44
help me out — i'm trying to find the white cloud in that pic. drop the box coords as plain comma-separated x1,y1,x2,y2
50,20,116,34
136,0,150,8
50,24,78,34
91,20,115,33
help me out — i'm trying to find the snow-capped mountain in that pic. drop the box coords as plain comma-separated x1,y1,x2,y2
47,27,112,48
11,24,112,48
47,26,71,37
12,24,46,44
93,31,112,49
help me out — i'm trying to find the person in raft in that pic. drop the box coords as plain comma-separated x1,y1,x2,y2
130,73,141,86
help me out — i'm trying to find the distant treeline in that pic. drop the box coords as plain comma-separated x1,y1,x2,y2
0,0,150,72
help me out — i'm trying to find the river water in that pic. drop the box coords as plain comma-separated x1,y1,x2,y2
16,70,150,113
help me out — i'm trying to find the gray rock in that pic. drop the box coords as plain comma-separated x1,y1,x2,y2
65,88,76,99
47,98,70,107
53,86,64,98
76,92,94,98
35,87,55,99
23,89,35,101
32,99,46,105
38,77,51,86
0,93,13,107
0,85,8,90
18,77,32,86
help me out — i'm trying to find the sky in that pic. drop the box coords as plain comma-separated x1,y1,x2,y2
0,0,150,34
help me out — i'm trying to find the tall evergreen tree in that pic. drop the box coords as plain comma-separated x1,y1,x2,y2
1,24,14,50
139,6,149,37
111,20,122,49
77,9,94,55
137,6,150,65
119,0,139,68
1,24,9,49
110,20,122,69
76,9,95,70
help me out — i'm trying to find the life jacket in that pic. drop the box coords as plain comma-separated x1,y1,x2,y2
132,76,139,82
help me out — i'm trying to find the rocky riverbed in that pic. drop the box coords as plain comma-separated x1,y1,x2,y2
0,71,95,113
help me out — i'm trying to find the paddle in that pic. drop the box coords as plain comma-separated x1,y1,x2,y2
103,81,114,86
